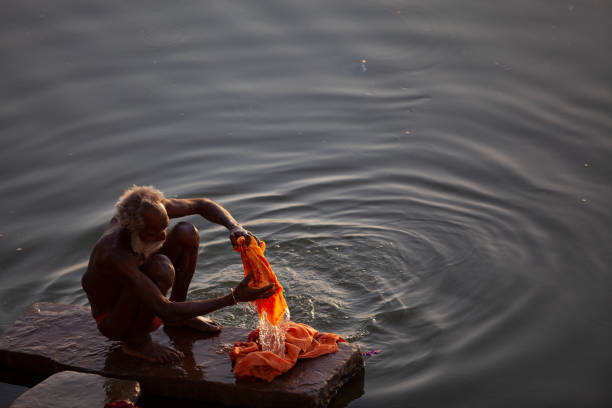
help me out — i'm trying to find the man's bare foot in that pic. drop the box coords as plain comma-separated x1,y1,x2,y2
166,316,222,333
121,337,184,364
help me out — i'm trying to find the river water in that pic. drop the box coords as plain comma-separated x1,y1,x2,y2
1,0,611,407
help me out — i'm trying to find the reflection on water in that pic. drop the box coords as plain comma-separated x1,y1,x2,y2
102,328,210,382
1,0,612,406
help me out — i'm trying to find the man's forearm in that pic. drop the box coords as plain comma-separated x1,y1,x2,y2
198,198,240,230
160,294,236,322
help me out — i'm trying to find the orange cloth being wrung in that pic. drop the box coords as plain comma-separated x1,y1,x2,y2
231,236,346,381
235,236,288,325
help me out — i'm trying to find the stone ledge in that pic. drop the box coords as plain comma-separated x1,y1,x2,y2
10,370,140,408
0,303,364,408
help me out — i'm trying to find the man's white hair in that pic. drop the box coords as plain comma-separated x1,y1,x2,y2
115,185,165,232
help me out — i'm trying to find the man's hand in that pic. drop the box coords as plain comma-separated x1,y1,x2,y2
234,272,276,302
229,225,259,249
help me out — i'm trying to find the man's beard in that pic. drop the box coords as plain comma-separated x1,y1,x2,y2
131,233,164,265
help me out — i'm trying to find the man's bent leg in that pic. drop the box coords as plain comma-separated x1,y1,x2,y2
97,265,183,363
160,222,199,302
121,302,183,364
159,222,222,333
97,287,147,341
142,254,176,297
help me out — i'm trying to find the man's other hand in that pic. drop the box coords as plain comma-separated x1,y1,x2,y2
234,272,276,302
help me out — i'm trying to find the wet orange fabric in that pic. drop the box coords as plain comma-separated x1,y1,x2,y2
235,236,288,325
230,321,347,382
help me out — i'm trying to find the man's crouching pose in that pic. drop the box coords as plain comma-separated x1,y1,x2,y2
81,185,275,363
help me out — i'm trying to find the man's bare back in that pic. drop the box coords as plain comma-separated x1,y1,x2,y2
82,185,275,363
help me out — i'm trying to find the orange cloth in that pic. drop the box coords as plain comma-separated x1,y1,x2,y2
235,236,288,325
230,321,347,382
95,312,162,332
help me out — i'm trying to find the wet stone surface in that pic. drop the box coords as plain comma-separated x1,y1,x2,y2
0,303,364,407
10,370,140,408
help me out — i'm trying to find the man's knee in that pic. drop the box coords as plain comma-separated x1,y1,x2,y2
146,254,175,295
171,222,200,249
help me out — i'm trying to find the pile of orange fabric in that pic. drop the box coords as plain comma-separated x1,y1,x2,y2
230,322,347,382
232,236,346,382
235,236,288,325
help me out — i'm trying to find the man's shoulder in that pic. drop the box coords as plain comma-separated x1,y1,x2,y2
92,228,133,267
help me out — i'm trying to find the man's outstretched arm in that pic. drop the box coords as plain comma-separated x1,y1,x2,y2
163,197,257,247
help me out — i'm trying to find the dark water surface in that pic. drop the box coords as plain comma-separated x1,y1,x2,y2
1,0,611,406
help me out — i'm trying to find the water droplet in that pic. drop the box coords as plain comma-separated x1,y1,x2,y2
16,247,23,252
215,343,233,354
584,163,589,167
581,198,588,203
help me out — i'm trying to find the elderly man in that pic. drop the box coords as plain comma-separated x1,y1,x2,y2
81,185,275,363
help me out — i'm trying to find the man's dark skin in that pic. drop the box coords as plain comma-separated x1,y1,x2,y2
82,195,275,363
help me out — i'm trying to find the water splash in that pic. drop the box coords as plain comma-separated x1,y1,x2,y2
257,310,291,356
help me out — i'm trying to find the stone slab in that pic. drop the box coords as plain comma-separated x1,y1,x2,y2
0,303,364,408
10,370,140,408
